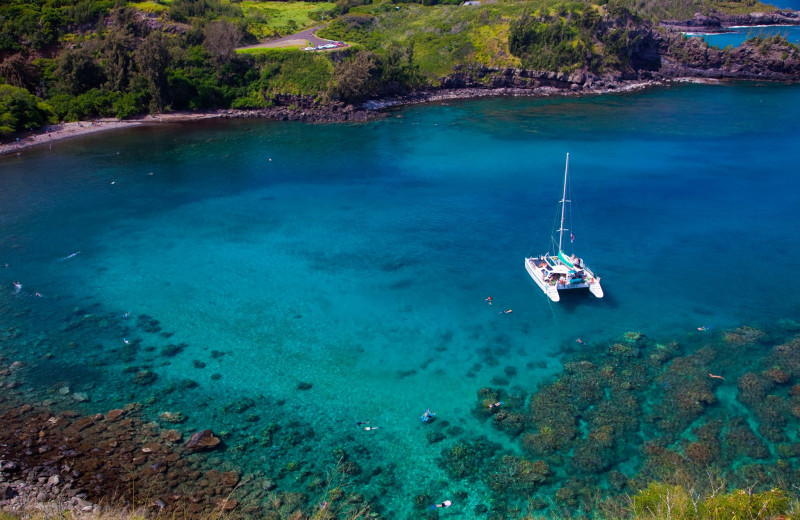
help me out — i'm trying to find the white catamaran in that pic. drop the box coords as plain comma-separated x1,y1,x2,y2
525,153,603,302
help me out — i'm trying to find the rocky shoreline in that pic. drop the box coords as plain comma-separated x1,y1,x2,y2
2,22,800,157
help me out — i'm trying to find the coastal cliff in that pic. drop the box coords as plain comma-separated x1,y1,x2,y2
381,22,800,108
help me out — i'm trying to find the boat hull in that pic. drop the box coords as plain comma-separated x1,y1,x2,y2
525,257,560,301
525,257,603,302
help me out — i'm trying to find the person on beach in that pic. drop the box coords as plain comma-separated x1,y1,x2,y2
431,500,452,509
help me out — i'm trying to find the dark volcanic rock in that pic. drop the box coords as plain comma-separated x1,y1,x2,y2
0,483,18,500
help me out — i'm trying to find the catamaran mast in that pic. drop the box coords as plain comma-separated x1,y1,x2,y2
558,153,569,253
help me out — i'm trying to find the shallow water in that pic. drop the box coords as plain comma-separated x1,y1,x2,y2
2,81,800,516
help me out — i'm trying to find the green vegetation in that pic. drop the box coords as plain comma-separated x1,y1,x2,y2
242,1,338,40
318,3,531,77
608,0,776,20
0,84,55,136
629,483,794,520
0,0,794,129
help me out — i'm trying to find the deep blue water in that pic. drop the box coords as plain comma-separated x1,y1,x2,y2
2,82,800,516
688,24,800,47
770,0,800,9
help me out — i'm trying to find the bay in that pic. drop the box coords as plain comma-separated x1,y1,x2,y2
2,81,800,516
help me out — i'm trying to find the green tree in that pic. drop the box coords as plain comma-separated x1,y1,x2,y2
135,32,172,111
202,20,241,66
0,54,40,92
332,50,380,103
101,30,133,92
0,84,54,136
55,47,106,95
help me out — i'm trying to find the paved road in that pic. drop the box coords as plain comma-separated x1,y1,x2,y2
238,25,343,50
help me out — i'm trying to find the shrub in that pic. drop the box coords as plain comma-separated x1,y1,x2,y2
632,482,695,520
0,84,55,135
701,488,790,519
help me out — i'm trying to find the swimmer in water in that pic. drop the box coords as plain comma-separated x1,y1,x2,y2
13,281,22,294
364,426,381,431
58,251,81,262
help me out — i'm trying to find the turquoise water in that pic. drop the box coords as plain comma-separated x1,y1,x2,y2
689,24,800,47
3,82,800,516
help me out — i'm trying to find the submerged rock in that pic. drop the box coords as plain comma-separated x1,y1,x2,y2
161,429,182,443
185,429,221,452
159,411,187,423
104,409,125,421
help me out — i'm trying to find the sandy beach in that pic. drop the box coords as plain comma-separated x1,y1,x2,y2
0,112,222,157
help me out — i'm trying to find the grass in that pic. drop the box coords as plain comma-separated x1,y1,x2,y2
241,1,338,40
128,0,170,15
319,0,536,79
238,39,311,51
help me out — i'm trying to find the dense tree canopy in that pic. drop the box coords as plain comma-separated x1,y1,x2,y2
0,84,55,136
